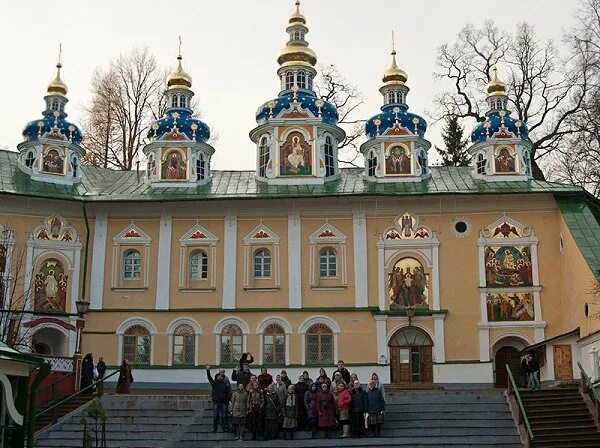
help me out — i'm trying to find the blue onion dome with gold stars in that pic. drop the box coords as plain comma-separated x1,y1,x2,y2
365,48,427,138
471,68,528,144
147,53,210,143
22,60,83,144
255,0,338,125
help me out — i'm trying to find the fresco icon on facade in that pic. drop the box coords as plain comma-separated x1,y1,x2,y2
494,147,516,173
42,147,65,175
161,149,187,180
485,245,533,287
385,145,411,175
34,258,67,312
280,131,312,176
389,257,429,309
486,292,534,321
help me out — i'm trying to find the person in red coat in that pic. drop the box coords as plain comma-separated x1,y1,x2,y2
257,368,273,391
337,383,352,438
317,382,336,438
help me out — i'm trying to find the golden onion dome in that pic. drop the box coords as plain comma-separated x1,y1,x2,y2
289,0,306,26
277,44,317,68
167,55,192,89
47,63,68,96
486,67,506,97
382,49,408,86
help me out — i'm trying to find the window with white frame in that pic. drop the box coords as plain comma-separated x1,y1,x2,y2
305,323,333,365
71,157,78,178
220,324,243,365
173,324,195,366
189,250,208,280
196,154,206,180
259,137,269,177
418,150,427,175
123,325,151,365
319,248,337,278
51,100,59,111
179,95,188,109
367,151,377,177
285,72,295,90
523,150,532,176
297,70,307,89
147,154,155,175
123,250,141,280
291,30,304,41
171,95,178,108
263,323,285,365
476,153,486,174
25,151,35,168
307,75,313,91
254,249,271,278
324,136,335,177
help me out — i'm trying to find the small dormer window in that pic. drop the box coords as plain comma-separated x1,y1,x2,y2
285,72,295,90
25,151,35,168
147,154,155,175
307,75,313,91
179,95,188,109
324,136,335,177
259,136,269,177
297,71,307,89
367,151,377,177
523,150,532,176
291,30,304,41
418,150,427,175
476,153,486,174
71,157,78,178
196,153,206,180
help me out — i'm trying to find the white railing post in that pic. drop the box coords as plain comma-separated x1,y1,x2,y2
590,346,599,382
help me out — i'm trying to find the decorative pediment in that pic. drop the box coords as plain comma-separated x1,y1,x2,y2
384,123,411,136
244,223,280,245
492,126,516,139
480,215,533,239
309,222,347,244
275,100,315,120
179,223,219,246
113,223,152,245
33,215,78,243
384,212,432,241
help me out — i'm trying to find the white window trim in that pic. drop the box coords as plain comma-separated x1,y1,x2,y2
308,222,347,287
116,317,157,366
243,223,280,288
111,224,152,289
178,223,219,289
166,317,202,367
256,317,292,366
299,316,340,366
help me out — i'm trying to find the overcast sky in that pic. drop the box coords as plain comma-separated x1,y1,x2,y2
0,0,580,170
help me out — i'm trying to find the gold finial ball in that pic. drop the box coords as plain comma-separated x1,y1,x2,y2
484,121,491,129
499,110,506,117
152,123,159,130
68,125,75,132
190,123,198,130
53,111,60,118
267,100,276,109
315,99,324,108
392,106,401,114
515,121,522,128
412,117,420,125
291,85,300,93
373,118,382,126
37,121,44,128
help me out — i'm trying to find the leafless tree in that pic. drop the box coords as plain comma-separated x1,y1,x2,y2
316,65,366,167
433,20,593,180
82,48,164,170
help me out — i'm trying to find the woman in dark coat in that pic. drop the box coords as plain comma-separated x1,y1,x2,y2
263,384,281,440
315,368,331,389
246,382,264,440
116,359,133,394
304,382,319,438
80,353,94,392
238,352,254,370
366,380,385,436
350,380,368,437
282,385,298,440
294,375,309,430
317,382,336,438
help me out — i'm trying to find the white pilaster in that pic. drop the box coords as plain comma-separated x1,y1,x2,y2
375,315,388,363
71,246,82,314
222,214,237,310
288,213,302,309
23,243,34,313
432,244,440,310
90,214,107,310
376,239,386,311
479,327,490,362
433,315,446,363
353,212,368,308
155,215,172,310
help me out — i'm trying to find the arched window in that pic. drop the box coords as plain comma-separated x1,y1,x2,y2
220,324,242,365
285,72,295,90
291,30,304,41
476,153,486,175
51,100,59,111
171,94,179,109
306,323,333,365
418,150,427,175
319,248,337,278
324,136,335,177
189,250,208,280
147,154,155,175
297,70,307,89
71,157,78,178
367,151,377,177
123,250,141,280
179,95,188,109
123,325,151,365
259,137,269,177
254,249,271,278
523,151,532,176
173,324,195,366
263,323,285,365
196,154,206,180
307,74,313,91
25,151,35,168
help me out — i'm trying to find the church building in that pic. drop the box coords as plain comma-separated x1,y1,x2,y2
1,0,600,388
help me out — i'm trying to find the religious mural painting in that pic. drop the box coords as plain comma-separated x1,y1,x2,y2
486,292,534,322
34,258,67,312
41,146,65,175
485,246,533,287
161,148,188,180
35,216,75,242
385,212,430,240
389,257,429,309
280,131,312,176
494,147,516,173
385,145,411,175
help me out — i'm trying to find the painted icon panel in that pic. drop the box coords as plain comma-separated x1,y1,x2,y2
495,147,516,173
42,147,65,175
485,245,533,287
385,145,411,175
486,292,534,321
161,149,188,180
389,257,429,309
280,131,312,176
34,259,68,312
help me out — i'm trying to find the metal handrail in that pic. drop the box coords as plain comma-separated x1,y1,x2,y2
36,371,75,395
578,362,600,403
36,370,119,421
506,364,534,441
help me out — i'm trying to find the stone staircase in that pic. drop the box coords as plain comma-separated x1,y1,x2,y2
34,390,522,447
520,388,600,447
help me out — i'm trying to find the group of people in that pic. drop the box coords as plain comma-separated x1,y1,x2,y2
519,352,541,390
207,354,386,440
80,354,134,396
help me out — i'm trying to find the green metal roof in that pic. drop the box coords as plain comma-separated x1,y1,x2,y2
0,150,584,202
0,341,44,367
556,194,600,281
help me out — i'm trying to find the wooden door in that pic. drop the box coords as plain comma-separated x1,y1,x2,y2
389,347,411,383
495,346,520,388
554,345,573,380
421,346,433,383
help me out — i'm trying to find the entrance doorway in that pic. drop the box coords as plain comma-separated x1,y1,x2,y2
494,346,520,388
553,345,573,380
389,327,433,384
